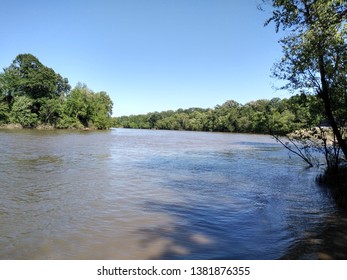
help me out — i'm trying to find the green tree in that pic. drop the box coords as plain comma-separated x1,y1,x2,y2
147,112,162,129
0,102,9,124
213,100,240,132
64,84,93,127
9,96,38,127
63,84,114,129
263,0,347,160
1,54,114,129
90,91,114,129
2,54,71,100
0,72,15,106
39,97,64,125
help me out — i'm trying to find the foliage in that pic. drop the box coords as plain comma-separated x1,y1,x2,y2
0,54,114,129
1,54,71,99
0,101,9,124
39,97,64,125
262,0,347,161
115,95,320,134
62,83,113,129
9,96,38,127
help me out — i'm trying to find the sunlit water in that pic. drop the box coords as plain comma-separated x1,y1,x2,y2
1,128,347,259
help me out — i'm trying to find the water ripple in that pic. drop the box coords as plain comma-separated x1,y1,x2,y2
0,129,342,259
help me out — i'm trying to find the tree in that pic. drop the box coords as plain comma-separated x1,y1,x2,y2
63,84,114,129
262,0,347,161
90,91,114,129
1,54,114,129
9,96,38,127
2,54,71,100
0,102,9,124
39,98,64,125
0,72,15,106
147,112,161,129
64,84,94,127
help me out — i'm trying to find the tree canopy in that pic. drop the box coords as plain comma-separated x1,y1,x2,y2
0,54,114,129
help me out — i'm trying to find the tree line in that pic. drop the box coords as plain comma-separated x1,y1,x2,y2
0,54,114,129
115,94,323,135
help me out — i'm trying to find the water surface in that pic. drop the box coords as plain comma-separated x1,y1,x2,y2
1,128,346,259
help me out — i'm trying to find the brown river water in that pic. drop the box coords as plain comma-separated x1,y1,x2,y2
1,128,347,259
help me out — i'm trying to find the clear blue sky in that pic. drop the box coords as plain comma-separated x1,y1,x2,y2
0,0,288,116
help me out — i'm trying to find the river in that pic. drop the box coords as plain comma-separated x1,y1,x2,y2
1,128,347,259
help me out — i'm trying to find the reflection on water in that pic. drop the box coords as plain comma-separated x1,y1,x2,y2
0,128,346,259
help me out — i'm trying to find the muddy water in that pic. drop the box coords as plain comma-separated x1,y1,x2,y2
0,128,346,259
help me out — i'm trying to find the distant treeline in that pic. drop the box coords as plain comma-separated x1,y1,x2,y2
115,94,324,135
0,54,114,129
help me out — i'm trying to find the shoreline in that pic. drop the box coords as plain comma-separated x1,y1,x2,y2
0,123,106,131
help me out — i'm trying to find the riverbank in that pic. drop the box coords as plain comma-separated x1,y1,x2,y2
0,123,24,129
0,123,53,130
0,123,108,130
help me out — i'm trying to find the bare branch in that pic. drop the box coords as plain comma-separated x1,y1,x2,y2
271,133,314,167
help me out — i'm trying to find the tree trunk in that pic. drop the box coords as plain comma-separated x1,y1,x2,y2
318,52,347,160
320,92,347,160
